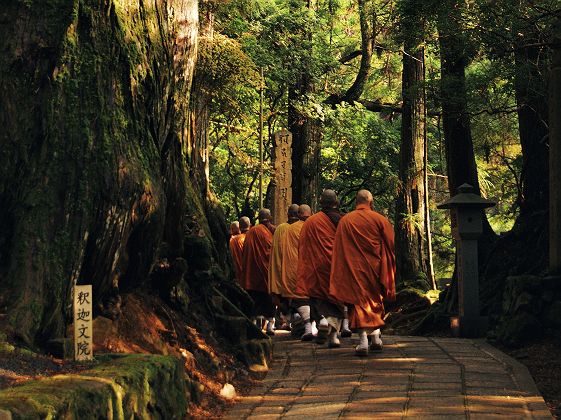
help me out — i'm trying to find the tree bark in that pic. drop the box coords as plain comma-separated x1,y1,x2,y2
0,0,199,346
288,0,320,206
395,3,428,287
550,21,561,275
437,1,495,241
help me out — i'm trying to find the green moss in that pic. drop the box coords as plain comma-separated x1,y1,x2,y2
0,354,188,419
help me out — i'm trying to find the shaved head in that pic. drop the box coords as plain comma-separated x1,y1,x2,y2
320,189,338,209
298,204,312,220
230,221,240,235
239,216,251,232
356,189,373,205
287,204,299,219
258,208,272,222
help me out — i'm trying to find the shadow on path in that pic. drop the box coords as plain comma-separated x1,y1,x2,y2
224,332,552,419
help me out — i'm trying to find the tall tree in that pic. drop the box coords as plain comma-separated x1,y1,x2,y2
0,0,199,345
288,0,320,206
395,0,429,286
436,0,495,241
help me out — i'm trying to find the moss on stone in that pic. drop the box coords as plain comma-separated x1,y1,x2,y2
0,354,188,419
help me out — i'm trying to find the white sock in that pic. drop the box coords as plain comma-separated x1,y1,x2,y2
358,330,369,348
296,305,311,322
266,318,275,331
304,321,312,335
326,316,342,332
342,318,350,331
371,328,382,345
318,317,328,328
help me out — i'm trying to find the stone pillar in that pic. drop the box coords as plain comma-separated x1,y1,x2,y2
437,184,495,337
550,23,561,275
273,129,293,225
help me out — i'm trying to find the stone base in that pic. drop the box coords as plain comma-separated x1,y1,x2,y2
450,316,488,338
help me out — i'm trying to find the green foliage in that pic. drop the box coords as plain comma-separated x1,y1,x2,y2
204,0,547,279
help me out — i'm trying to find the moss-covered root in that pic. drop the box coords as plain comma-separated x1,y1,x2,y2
0,354,189,419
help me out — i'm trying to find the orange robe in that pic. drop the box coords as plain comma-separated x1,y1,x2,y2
329,204,396,329
279,220,306,298
296,212,337,301
268,223,290,295
229,232,246,286
241,224,274,292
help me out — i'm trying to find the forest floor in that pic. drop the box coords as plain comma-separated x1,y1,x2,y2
1,292,560,418
0,292,256,417
499,339,561,418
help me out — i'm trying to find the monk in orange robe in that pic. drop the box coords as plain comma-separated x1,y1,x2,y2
329,189,396,356
241,209,276,334
296,190,345,346
229,217,250,286
269,205,299,298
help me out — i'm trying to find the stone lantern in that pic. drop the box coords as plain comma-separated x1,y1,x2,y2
437,183,496,338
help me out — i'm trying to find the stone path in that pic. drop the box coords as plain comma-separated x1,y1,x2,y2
224,332,552,419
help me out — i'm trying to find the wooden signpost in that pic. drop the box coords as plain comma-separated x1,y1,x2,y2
74,285,93,361
273,129,292,224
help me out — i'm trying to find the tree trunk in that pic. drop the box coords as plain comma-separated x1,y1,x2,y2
288,0,320,207
188,1,214,199
395,5,428,287
514,45,549,218
437,2,495,242
0,0,199,346
550,22,561,275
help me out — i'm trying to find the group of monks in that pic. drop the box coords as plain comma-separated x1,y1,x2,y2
228,189,396,356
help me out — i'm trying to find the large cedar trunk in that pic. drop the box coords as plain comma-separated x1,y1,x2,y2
551,23,561,274
437,3,495,244
395,10,428,286
0,0,199,346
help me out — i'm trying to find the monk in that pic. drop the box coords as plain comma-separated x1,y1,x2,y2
295,190,345,347
229,218,250,286
230,220,245,286
241,209,276,335
329,189,396,356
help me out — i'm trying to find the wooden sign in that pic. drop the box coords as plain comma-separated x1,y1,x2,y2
74,285,93,361
273,129,292,224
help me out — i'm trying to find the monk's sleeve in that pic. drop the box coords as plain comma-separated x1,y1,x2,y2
379,219,396,302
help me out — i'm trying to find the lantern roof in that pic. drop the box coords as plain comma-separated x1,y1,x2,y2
437,183,496,209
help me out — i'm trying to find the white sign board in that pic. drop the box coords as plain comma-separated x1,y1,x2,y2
74,285,93,361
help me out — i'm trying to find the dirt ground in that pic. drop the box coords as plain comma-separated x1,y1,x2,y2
0,292,256,418
499,339,561,418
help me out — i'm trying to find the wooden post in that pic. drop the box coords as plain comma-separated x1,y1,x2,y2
550,28,561,275
259,67,264,209
273,129,293,224
73,285,93,361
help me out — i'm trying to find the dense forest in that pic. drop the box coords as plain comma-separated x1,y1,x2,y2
0,0,560,417
205,0,560,333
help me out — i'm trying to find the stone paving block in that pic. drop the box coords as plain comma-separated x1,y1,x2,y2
301,385,355,396
411,381,463,391
345,402,406,413
465,387,528,397
349,395,408,405
406,396,465,410
358,383,409,392
465,379,516,388
406,415,468,419
414,364,462,374
413,373,462,383
259,395,295,406
282,401,347,416
269,387,301,395
408,390,464,397
466,412,523,419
